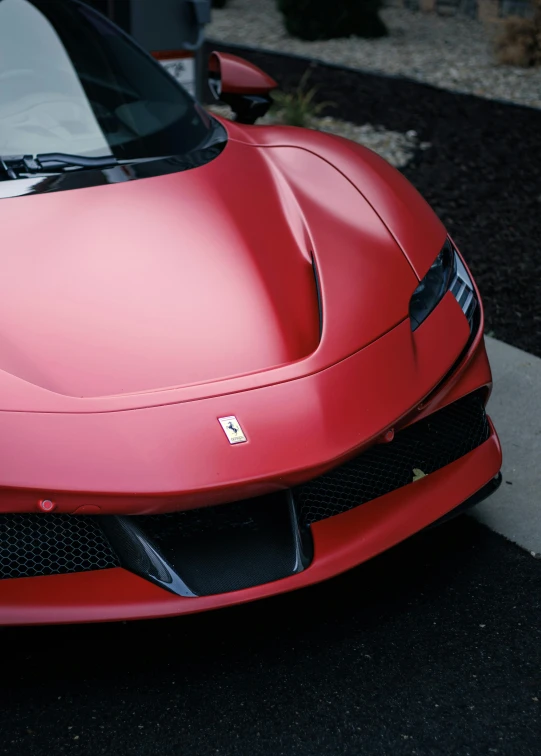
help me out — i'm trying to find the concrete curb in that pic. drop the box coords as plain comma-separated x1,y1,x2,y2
471,337,541,556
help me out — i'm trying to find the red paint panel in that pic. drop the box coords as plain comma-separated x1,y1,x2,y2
0,294,473,508
0,137,420,412
226,121,448,280
0,140,320,399
263,146,418,358
209,52,278,95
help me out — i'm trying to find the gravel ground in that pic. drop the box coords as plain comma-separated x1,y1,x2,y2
1,517,539,756
208,0,541,110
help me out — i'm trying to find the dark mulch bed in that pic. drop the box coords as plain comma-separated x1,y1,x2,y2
206,42,541,358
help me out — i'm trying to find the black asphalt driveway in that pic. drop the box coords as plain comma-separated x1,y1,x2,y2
1,516,540,755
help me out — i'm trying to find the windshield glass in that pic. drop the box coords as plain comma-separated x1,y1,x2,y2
0,0,211,161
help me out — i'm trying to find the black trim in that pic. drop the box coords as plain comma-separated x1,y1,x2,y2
99,516,196,597
0,138,227,199
218,92,274,125
311,252,323,339
100,491,313,597
287,491,314,572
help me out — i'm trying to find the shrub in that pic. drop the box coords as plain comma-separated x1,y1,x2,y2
494,0,541,66
277,0,387,41
272,70,333,127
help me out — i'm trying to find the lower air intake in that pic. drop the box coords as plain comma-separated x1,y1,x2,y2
294,390,490,527
0,514,119,579
136,493,307,596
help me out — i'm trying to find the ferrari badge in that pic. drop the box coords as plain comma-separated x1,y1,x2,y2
218,416,247,444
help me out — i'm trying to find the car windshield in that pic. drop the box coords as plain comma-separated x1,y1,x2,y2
0,0,213,162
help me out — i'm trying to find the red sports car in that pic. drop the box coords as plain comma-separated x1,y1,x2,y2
0,0,501,625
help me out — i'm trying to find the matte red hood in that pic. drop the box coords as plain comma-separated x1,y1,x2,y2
0,137,417,404
0,143,321,398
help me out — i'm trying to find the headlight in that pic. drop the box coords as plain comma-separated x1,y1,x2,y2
409,239,477,331
409,240,455,330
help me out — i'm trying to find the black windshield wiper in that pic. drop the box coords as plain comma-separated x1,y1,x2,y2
1,152,118,178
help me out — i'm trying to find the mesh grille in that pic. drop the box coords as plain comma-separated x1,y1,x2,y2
143,500,262,540
294,391,490,527
0,515,119,579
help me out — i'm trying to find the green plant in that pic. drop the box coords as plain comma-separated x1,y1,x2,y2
272,70,333,127
494,0,541,67
277,0,387,41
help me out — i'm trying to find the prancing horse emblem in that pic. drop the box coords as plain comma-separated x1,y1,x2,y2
218,416,247,444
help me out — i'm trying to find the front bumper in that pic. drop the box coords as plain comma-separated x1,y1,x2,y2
0,330,502,624
0,285,503,624
0,424,501,625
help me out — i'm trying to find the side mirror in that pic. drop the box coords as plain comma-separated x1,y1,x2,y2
208,52,278,125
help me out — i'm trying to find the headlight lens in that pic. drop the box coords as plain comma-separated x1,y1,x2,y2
409,240,455,330
409,239,478,331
